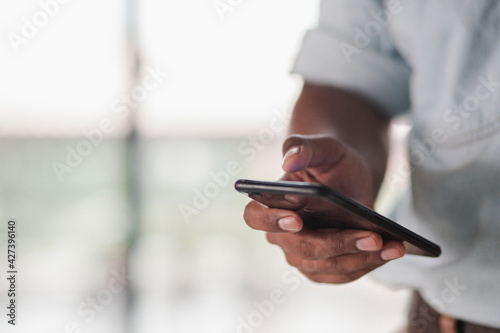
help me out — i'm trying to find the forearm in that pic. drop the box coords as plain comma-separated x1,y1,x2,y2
289,83,391,191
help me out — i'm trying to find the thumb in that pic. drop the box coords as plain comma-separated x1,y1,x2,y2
282,135,347,173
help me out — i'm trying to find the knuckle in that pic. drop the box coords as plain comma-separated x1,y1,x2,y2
362,252,374,267
243,201,272,230
324,231,350,256
325,256,358,276
282,135,305,153
243,203,254,225
301,259,320,273
325,257,339,273
334,236,348,254
297,238,317,259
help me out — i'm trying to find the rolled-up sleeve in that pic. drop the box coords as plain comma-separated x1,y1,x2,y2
292,0,411,117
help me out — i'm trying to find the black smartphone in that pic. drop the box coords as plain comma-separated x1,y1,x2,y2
235,179,441,258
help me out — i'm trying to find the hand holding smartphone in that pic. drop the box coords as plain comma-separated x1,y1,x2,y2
235,179,441,257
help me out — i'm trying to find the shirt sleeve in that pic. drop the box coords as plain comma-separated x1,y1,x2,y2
292,0,411,117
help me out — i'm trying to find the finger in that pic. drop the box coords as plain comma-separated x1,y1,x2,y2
303,246,403,284
244,200,303,232
280,135,375,205
266,228,384,259
285,243,404,284
304,270,373,284
283,245,403,276
282,135,346,173
379,239,406,261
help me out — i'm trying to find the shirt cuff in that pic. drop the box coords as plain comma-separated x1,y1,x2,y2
292,29,411,117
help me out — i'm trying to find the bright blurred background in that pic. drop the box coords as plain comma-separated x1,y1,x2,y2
0,1,412,332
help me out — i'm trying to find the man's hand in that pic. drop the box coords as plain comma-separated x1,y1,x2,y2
243,135,405,284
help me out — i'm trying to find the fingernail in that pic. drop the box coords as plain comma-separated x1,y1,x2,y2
381,248,404,261
278,217,300,232
282,146,300,167
356,235,379,251
284,194,302,204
